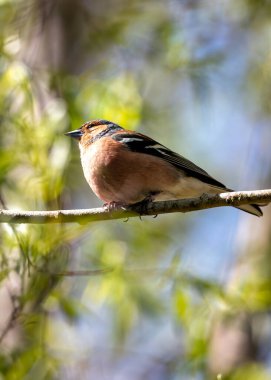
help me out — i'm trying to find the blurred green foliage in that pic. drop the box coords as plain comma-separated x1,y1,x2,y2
0,0,271,379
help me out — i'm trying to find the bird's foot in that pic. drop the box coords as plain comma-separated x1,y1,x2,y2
132,196,154,216
104,201,129,212
104,193,157,219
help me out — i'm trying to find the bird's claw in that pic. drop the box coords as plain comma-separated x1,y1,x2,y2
104,201,128,212
132,198,152,216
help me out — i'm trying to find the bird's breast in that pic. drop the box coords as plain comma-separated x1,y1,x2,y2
79,140,128,202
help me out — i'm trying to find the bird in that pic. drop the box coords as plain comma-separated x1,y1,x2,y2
65,119,263,217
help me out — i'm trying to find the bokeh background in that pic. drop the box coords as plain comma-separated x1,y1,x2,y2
0,0,271,379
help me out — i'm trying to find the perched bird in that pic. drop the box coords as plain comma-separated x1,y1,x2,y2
65,119,263,216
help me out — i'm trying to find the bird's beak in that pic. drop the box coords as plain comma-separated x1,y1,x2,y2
65,129,83,140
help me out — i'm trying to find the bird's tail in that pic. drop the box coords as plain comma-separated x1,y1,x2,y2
222,188,264,217
234,203,263,217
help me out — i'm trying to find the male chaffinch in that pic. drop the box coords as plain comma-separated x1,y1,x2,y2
65,119,263,216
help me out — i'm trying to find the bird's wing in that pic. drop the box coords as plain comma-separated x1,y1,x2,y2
112,132,226,189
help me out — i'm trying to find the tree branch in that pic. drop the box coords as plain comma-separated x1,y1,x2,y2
0,189,270,224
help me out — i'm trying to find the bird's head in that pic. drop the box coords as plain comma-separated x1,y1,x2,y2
65,119,123,146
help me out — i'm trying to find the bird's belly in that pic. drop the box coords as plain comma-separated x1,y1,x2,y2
154,176,218,201
83,163,121,203
80,144,220,204
80,147,129,203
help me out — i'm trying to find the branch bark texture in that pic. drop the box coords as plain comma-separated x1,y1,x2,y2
0,189,270,224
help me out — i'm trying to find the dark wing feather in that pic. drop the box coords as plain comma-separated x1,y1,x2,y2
112,132,226,189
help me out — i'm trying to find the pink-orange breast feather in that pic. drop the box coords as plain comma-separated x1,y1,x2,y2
79,136,181,204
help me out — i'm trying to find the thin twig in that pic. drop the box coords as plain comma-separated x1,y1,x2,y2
0,189,270,224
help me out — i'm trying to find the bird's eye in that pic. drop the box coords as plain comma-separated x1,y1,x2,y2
87,125,99,131
86,123,101,129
